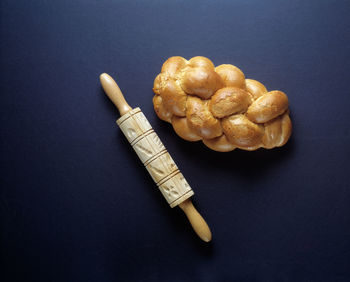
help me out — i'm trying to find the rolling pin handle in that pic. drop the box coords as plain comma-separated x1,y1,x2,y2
100,73,132,116
179,199,212,242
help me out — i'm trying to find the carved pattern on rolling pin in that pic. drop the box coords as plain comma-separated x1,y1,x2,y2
134,142,153,158
132,132,166,164
117,108,194,208
159,173,193,207
146,153,178,183
117,108,152,144
151,133,163,149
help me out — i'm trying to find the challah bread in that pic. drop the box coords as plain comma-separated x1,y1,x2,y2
209,87,252,118
152,56,292,152
186,96,223,139
153,95,172,123
171,116,202,142
215,64,246,88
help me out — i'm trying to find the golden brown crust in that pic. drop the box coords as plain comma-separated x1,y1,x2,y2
215,64,246,89
171,116,202,141
262,112,292,148
278,113,292,147
209,87,252,118
222,114,264,148
152,56,292,151
153,95,172,123
262,115,282,149
160,79,187,117
245,79,267,100
153,74,163,95
181,67,223,99
186,96,223,139
246,91,289,123
161,56,187,76
236,144,262,151
202,134,236,152
188,56,215,69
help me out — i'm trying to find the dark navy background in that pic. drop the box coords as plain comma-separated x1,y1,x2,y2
1,1,350,281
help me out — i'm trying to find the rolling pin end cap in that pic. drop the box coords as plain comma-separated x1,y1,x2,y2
179,199,212,243
99,73,132,115
201,227,212,242
99,73,111,84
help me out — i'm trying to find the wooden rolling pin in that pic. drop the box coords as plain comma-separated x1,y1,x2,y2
100,73,212,242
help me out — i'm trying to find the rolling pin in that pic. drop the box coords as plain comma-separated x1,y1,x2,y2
100,73,212,242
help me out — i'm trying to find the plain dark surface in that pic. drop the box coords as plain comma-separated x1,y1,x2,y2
1,0,350,281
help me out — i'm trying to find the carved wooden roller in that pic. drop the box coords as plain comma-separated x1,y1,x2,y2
100,73,212,242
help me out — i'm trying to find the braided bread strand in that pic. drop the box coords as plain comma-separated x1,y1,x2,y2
153,56,292,152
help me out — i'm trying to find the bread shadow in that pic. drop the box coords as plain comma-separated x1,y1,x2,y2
156,119,296,186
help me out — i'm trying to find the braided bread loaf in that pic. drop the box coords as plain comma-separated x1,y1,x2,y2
152,56,292,152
